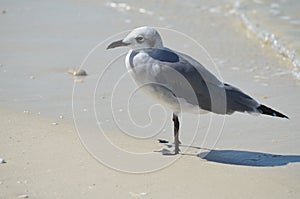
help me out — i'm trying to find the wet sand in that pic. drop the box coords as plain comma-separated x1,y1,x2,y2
1,0,300,198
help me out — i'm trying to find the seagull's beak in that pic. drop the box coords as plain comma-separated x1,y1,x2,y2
106,39,129,49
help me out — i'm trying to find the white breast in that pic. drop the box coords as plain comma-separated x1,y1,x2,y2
125,50,159,83
125,50,208,114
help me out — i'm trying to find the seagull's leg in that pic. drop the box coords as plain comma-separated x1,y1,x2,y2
173,113,181,154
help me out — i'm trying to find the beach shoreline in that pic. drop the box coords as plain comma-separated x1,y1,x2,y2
1,0,300,198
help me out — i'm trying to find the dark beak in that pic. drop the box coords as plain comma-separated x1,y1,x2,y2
106,39,129,49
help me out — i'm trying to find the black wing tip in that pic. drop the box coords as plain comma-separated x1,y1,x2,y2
257,105,289,119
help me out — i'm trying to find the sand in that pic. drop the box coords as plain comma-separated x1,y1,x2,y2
1,0,300,198
1,109,299,199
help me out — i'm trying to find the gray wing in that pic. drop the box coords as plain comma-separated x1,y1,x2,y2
145,48,260,114
223,83,259,114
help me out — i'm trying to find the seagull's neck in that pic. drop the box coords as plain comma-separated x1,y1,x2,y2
152,39,163,49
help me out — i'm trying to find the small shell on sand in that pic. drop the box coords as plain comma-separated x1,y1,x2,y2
18,195,29,198
68,69,87,76
129,192,148,197
0,158,6,164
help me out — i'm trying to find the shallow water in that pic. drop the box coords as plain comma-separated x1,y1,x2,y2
104,0,300,79
229,0,300,79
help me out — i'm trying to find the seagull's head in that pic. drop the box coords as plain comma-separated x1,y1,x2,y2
107,26,163,50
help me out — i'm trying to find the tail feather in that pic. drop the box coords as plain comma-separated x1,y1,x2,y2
257,104,289,119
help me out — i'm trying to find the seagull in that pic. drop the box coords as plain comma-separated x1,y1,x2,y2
107,26,288,155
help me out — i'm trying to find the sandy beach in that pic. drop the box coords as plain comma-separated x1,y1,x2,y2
1,108,300,199
1,0,300,198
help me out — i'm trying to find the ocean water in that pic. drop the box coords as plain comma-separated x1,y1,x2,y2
106,0,300,80
229,0,300,79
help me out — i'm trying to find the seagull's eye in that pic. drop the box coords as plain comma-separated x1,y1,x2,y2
135,35,144,43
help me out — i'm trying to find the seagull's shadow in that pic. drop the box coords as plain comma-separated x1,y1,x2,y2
158,140,300,167
198,149,300,167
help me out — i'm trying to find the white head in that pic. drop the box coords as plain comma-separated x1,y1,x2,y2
107,26,163,50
